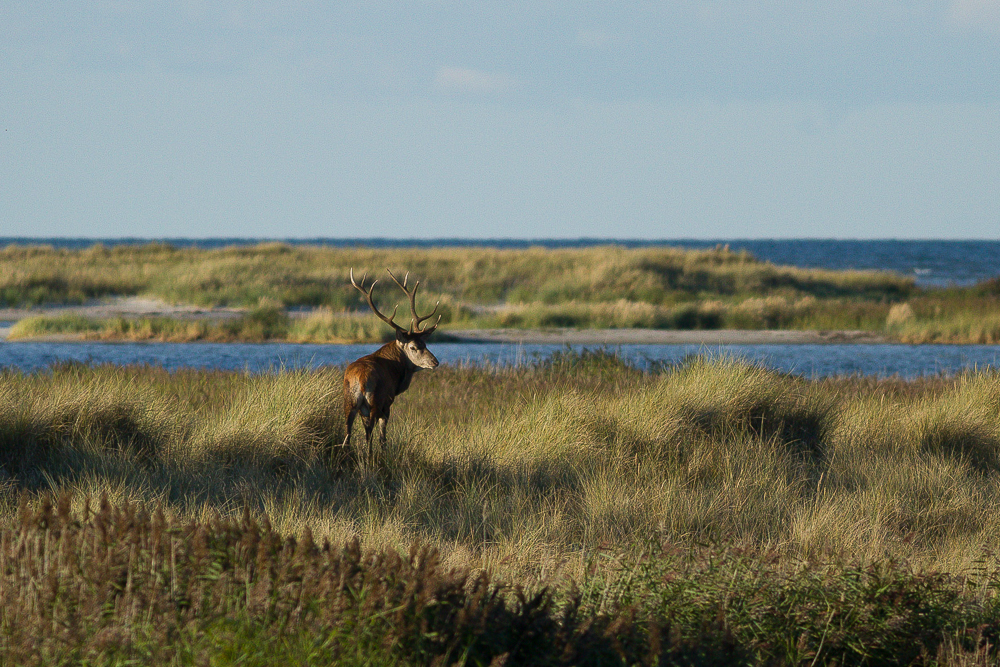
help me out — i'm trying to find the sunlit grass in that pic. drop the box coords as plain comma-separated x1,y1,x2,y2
5,354,1000,663
4,354,1000,580
8,302,291,342
15,291,996,343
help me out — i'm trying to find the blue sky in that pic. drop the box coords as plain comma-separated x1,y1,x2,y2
2,2,998,239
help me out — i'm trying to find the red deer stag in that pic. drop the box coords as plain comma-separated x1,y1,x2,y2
341,268,441,463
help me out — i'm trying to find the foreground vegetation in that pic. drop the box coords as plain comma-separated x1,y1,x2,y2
4,241,999,343
5,497,998,665
4,354,1000,662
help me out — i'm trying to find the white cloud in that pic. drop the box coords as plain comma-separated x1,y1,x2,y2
949,0,1000,30
433,66,518,95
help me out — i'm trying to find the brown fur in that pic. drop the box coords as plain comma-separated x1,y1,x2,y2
342,268,441,463
342,334,438,454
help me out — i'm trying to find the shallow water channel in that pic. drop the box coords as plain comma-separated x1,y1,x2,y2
1,341,1000,378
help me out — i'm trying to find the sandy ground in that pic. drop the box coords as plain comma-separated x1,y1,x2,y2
444,328,888,345
0,297,242,340
0,296,889,344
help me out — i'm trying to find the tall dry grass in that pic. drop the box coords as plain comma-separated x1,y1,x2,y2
6,356,1000,663
2,354,1000,582
10,495,994,665
882,289,1000,343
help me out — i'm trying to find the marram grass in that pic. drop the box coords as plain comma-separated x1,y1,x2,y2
0,242,913,308
3,354,1000,577
10,291,1000,344
5,355,1000,663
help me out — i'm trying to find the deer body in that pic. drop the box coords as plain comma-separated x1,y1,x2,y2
341,269,441,461
342,337,437,447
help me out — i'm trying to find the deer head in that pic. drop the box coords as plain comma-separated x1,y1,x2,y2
350,268,441,369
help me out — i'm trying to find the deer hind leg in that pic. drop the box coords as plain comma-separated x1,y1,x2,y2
342,404,358,447
377,405,391,446
363,413,377,444
332,385,359,465
358,412,376,470
342,380,364,448
361,391,377,443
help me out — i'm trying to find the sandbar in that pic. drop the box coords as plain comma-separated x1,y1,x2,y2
444,328,888,345
0,297,889,345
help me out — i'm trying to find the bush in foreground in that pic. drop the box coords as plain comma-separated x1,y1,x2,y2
2,495,1000,665
0,495,736,666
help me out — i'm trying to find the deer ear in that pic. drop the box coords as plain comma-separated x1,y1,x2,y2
395,329,408,343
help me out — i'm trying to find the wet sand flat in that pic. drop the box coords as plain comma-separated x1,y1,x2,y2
445,328,888,345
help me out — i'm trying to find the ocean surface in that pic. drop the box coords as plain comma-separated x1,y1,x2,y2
1,342,999,379
3,238,999,287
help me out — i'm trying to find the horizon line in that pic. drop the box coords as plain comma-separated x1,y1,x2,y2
3,237,999,245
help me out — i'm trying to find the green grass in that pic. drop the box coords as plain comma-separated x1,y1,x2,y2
478,294,893,331
5,294,895,343
14,293,993,344
885,293,1000,344
4,355,1000,663
8,303,295,343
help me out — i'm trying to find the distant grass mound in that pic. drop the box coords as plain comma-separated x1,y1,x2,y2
4,241,998,342
0,241,911,309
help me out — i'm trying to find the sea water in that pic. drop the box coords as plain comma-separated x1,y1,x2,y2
1,341,999,379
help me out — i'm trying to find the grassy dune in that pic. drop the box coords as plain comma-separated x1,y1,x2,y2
4,355,1000,662
4,242,1000,343
0,242,912,308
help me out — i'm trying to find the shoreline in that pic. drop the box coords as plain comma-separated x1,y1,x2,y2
443,328,889,345
1,327,889,346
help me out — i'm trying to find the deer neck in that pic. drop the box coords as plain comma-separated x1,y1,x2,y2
374,341,419,395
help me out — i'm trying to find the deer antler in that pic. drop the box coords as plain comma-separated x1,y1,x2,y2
350,268,406,335
386,269,441,335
